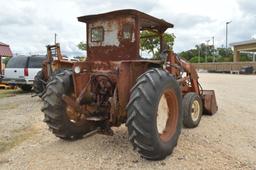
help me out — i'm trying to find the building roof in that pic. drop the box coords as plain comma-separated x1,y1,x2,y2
0,42,13,57
78,9,173,32
230,39,256,46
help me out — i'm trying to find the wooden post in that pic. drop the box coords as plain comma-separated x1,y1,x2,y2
159,34,163,53
234,48,240,62
0,56,2,75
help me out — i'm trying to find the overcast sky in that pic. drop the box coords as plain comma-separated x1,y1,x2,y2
0,0,255,56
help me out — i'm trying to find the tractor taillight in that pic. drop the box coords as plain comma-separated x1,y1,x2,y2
24,68,28,76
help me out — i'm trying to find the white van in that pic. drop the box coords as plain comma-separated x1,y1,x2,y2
2,55,46,91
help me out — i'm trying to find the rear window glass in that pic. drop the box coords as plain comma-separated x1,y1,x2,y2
6,57,28,68
28,56,46,68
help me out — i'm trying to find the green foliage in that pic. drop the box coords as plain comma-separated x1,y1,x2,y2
3,57,10,65
205,56,213,62
189,56,204,63
216,47,233,58
77,42,87,51
215,56,233,62
240,53,253,61
180,49,198,61
140,31,175,59
74,56,86,61
178,43,250,63
180,43,216,62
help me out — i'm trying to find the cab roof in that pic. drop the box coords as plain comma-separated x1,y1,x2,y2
78,9,173,33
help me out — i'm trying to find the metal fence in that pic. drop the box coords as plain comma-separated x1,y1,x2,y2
193,62,256,72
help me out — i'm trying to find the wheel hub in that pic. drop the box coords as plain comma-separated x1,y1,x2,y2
191,100,200,122
156,89,179,142
157,95,169,134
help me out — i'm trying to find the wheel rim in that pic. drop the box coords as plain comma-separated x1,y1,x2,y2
191,100,200,122
157,89,179,142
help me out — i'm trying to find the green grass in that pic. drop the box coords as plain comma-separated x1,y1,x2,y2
0,125,39,153
0,89,25,99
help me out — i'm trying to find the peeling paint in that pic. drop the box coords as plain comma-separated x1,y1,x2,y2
89,20,120,47
88,17,135,47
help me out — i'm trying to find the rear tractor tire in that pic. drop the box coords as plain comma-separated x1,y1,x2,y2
126,68,182,160
182,92,203,128
34,69,67,98
33,70,45,97
41,70,96,140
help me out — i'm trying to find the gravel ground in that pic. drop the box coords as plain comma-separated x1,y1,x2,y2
0,73,256,170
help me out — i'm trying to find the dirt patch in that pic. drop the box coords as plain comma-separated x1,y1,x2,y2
0,103,18,110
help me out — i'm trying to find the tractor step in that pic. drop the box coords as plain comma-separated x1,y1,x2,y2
82,127,101,138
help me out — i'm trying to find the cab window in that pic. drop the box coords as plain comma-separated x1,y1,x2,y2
91,27,104,42
123,24,132,40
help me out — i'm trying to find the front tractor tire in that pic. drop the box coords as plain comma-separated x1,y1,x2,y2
126,68,182,160
41,70,95,140
182,92,203,128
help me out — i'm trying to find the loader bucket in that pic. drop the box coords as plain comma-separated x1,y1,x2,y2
201,90,218,115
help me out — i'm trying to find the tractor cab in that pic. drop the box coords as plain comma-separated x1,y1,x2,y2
78,9,173,61
41,9,218,161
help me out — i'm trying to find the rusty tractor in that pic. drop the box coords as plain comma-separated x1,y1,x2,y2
41,9,218,160
33,43,75,97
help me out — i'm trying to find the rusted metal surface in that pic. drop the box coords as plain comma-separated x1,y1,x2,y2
85,15,139,61
71,60,161,126
115,61,161,124
164,52,217,114
78,9,173,61
78,9,173,31
202,90,218,115
42,43,74,81
58,9,218,129
166,52,200,95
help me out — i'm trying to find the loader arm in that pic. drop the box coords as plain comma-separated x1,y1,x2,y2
166,51,200,95
165,51,218,115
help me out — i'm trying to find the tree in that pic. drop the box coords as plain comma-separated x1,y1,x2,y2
179,44,238,63
179,49,199,61
216,47,233,58
140,31,175,59
3,57,10,65
189,56,204,63
77,42,87,51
